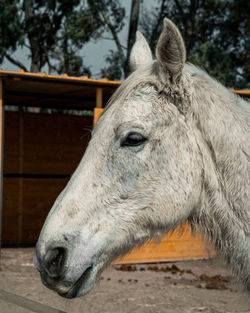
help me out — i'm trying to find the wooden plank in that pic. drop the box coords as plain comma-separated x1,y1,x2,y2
22,177,69,244
3,112,92,175
93,107,104,127
0,289,67,313
3,112,19,173
2,178,19,245
0,79,4,249
18,106,24,244
2,177,68,245
115,227,215,264
23,113,92,175
96,88,103,108
0,79,3,176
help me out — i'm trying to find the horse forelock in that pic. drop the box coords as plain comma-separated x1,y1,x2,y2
101,61,194,118
102,62,159,114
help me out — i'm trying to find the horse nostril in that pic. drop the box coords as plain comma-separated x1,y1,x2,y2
44,247,66,278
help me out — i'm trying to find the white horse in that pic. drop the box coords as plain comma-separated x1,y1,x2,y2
34,18,250,298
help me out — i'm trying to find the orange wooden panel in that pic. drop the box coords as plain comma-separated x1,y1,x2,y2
93,107,103,126
115,227,215,264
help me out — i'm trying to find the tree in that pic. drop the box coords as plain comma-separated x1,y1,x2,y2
87,0,126,79
0,0,102,75
0,1,25,70
140,0,250,88
88,0,141,79
0,0,139,80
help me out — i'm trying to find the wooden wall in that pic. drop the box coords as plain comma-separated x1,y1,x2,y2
115,226,215,264
2,111,92,245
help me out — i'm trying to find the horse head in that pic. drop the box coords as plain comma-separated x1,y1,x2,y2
34,18,250,297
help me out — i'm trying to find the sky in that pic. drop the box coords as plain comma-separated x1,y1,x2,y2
1,0,154,78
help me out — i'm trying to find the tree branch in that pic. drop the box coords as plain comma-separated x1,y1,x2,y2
46,56,58,74
101,37,127,50
236,68,244,78
149,0,167,48
23,43,31,49
99,9,125,66
101,36,115,41
5,53,28,72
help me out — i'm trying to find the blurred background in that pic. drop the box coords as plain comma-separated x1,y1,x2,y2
0,0,249,88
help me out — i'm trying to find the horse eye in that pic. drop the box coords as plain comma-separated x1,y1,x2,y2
120,132,147,147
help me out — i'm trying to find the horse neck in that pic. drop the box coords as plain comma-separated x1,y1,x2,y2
189,76,250,290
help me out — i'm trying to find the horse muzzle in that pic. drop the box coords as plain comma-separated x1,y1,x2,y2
34,242,99,298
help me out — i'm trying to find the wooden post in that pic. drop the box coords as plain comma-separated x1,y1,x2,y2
0,79,4,254
18,105,24,244
93,108,104,127
96,88,103,108
93,88,104,127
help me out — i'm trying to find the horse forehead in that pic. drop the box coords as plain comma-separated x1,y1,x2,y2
118,87,157,119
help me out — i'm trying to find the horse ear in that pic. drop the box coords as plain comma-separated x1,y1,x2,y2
129,31,153,72
156,18,186,82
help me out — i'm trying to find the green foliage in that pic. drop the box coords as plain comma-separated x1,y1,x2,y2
1,0,247,88
88,0,125,35
87,0,126,79
100,50,123,80
0,0,104,75
140,0,250,88
189,42,246,89
0,1,23,62
0,0,126,78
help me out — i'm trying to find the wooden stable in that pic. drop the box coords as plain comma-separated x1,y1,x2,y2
0,70,120,246
0,69,248,263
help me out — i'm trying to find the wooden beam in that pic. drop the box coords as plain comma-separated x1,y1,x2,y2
0,289,67,313
0,79,4,252
93,108,104,127
96,88,103,108
94,88,104,127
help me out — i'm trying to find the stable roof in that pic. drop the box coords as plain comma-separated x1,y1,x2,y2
0,70,249,110
232,89,250,98
0,69,121,110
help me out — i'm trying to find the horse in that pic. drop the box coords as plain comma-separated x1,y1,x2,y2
34,18,250,298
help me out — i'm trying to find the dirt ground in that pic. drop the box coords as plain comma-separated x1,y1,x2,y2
0,248,249,313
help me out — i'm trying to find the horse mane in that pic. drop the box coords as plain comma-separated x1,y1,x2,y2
184,63,250,132
184,62,250,169
183,64,250,289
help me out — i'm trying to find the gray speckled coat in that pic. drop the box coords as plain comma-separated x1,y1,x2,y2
34,18,250,299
